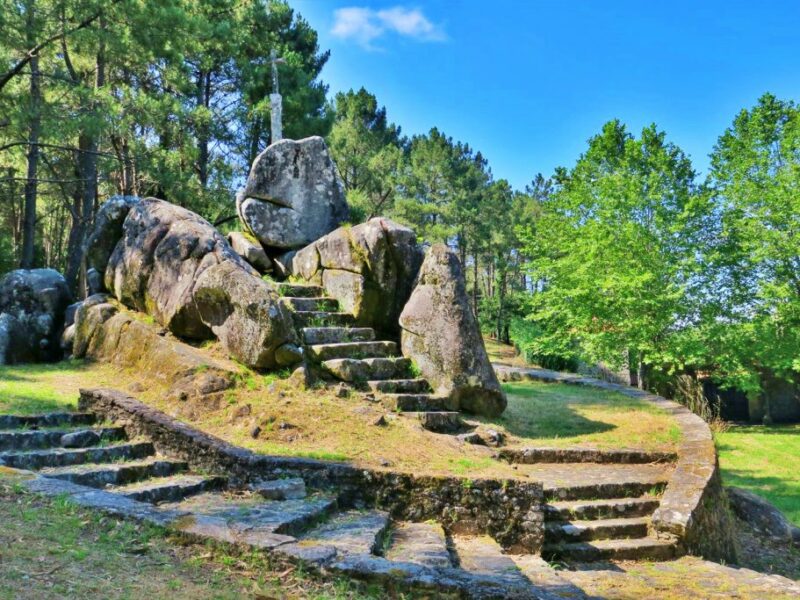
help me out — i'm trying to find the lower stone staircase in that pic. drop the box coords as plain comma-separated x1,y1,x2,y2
1,410,583,599
504,452,680,562
278,282,463,433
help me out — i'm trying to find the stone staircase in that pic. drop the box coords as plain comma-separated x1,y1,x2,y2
278,282,463,433
1,410,583,599
503,451,680,563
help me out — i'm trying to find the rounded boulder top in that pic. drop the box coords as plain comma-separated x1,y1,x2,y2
237,136,349,251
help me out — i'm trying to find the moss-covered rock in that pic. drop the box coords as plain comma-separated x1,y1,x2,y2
399,244,506,417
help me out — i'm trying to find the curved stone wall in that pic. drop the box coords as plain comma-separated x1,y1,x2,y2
494,365,738,563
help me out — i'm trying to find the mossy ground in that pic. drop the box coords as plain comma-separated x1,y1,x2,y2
0,472,385,599
0,358,678,479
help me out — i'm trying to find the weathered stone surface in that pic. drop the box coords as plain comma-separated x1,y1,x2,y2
83,195,141,279
60,430,101,449
728,486,800,547
71,294,117,358
252,477,307,500
498,446,677,464
237,136,349,250
104,198,254,340
83,197,298,368
73,304,238,401
497,365,738,563
79,388,545,552
192,261,299,369
291,218,423,337
0,268,72,364
385,522,452,568
415,411,464,433
227,231,273,273
400,245,505,417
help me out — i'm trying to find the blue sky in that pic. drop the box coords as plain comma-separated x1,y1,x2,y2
292,0,800,190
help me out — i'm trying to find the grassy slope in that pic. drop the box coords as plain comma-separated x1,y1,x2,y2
0,359,678,479
0,473,381,600
716,424,800,526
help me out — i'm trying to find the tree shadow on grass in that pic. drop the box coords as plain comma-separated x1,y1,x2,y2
479,391,616,440
721,469,800,526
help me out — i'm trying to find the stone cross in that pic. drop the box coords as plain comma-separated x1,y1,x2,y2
269,49,287,142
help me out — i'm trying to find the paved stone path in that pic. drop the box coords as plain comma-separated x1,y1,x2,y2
558,556,800,599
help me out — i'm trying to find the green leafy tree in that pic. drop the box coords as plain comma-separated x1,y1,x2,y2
520,120,705,385
700,93,800,392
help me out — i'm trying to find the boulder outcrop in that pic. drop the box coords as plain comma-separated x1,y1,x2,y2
399,244,506,417
84,195,141,277
83,197,298,369
291,218,423,337
237,136,349,250
72,299,237,402
193,261,300,369
105,198,250,339
0,268,72,364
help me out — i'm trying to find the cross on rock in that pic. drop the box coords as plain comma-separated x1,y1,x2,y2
269,49,287,143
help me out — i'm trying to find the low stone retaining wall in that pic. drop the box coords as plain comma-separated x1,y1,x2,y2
79,388,544,552
497,447,676,465
494,365,738,563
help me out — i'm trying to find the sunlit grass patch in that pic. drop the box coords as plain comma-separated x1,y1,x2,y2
717,423,800,526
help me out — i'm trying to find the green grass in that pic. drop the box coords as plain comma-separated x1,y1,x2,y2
495,381,682,451
716,423,800,526
0,360,85,414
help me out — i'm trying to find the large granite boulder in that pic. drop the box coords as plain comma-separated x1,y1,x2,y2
291,218,423,338
84,197,298,369
399,244,506,417
83,195,141,277
105,198,254,339
193,261,300,369
728,486,800,547
0,268,72,364
237,136,349,250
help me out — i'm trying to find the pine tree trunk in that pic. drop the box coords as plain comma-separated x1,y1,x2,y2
20,2,40,269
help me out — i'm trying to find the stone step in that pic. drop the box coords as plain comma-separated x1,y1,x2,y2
542,537,678,562
381,394,455,412
40,458,187,488
321,357,412,382
367,379,431,394
451,534,530,588
545,496,661,521
165,492,339,540
301,327,375,345
0,412,96,430
498,446,678,464
405,411,464,433
292,311,354,328
114,474,227,504
544,480,667,502
307,341,398,362
0,426,125,452
544,517,650,543
281,510,390,562
0,441,155,470
281,296,339,312
511,555,590,599
384,521,452,568
277,283,325,298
